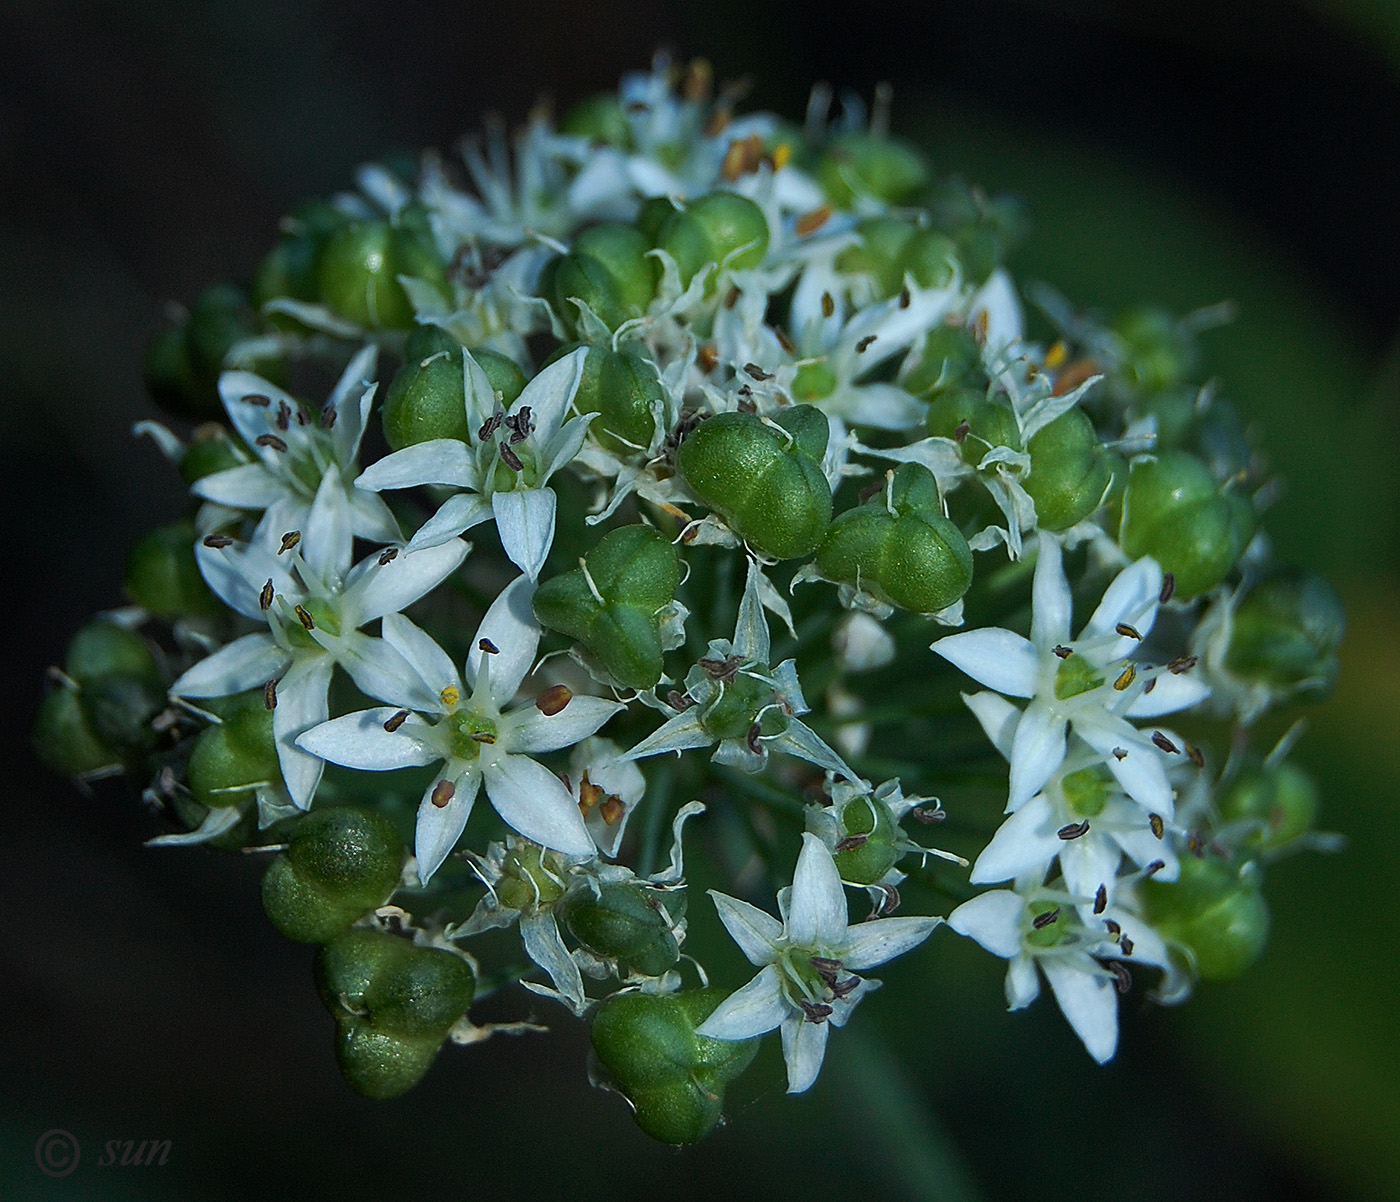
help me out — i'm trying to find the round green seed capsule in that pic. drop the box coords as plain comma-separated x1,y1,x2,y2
561,881,681,977
832,794,901,884
1224,568,1345,698
178,425,248,485
836,217,918,298
904,324,985,399
924,388,1020,463
187,698,280,809
78,673,165,757
124,521,223,619
677,406,832,560
1143,855,1270,980
1022,408,1114,531
558,343,664,454
65,620,161,686
316,221,445,329
1219,762,1319,850
655,192,769,290
559,92,632,146
1113,307,1198,395
817,132,930,208
32,686,123,776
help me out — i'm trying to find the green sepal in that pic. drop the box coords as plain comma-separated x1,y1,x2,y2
831,793,902,884
560,881,682,977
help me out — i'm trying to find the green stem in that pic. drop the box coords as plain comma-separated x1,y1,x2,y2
635,756,676,879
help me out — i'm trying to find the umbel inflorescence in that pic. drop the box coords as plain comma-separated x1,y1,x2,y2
35,56,1345,1142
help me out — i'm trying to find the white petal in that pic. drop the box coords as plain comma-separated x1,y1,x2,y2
970,269,1023,353
770,720,859,782
171,634,287,698
382,612,461,699
196,540,297,619
219,371,296,450
329,345,379,468
355,440,478,491
515,345,586,444
273,656,335,809
468,574,540,707
840,915,940,970
505,695,623,754
146,804,244,847
1008,703,1068,809
1084,556,1162,648
971,795,1062,884
405,491,494,552
733,558,772,665
333,632,434,710
1100,907,1172,970
709,891,783,966
1103,798,1179,881
620,710,714,761
695,964,788,1040
347,538,469,623
786,834,849,948
932,628,1039,698
302,466,353,582
191,464,284,510
962,690,1020,762
780,1013,830,1094
1059,833,1122,903
415,768,481,883
539,412,597,484
1031,536,1072,648
1005,953,1040,1009
948,889,1024,959
492,488,557,581
347,488,402,544
1125,672,1211,718
1074,718,1174,818
519,910,586,1012
1041,952,1119,1064
483,754,593,856
836,382,925,430
295,707,440,770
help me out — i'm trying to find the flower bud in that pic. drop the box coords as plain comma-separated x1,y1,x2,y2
65,620,161,685
1142,855,1270,981
559,92,631,146
1219,761,1318,851
904,324,985,401
316,928,475,1098
591,988,758,1144
816,463,973,613
816,133,929,208
558,343,663,455
186,693,280,809
1120,451,1254,599
32,686,123,776
1223,569,1344,700
381,327,526,450
678,405,832,560
261,806,405,943
1022,408,1115,531
1112,307,1198,395
316,220,446,329
178,424,248,485
533,524,680,689
831,793,901,884
552,222,659,335
124,520,223,619
560,881,682,976
654,192,769,290
836,217,918,298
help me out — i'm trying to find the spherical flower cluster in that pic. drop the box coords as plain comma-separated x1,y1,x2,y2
35,55,1343,1142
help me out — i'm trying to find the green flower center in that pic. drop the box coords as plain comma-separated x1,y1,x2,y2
1061,765,1113,818
1024,900,1076,950
447,708,498,760
1054,653,1104,701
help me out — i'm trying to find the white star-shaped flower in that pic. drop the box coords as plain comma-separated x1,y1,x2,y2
697,833,940,1093
296,575,623,881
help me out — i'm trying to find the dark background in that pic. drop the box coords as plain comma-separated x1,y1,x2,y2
3,2,1399,1199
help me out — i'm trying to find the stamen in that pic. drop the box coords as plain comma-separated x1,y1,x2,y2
499,443,524,471
1053,645,1073,659
383,710,411,732
263,678,278,710
774,326,796,354
279,531,301,554
295,405,311,427
899,286,911,309
953,419,971,444
796,207,833,237
1168,654,1198,674
1151,731,1179,754
667,689,697,712
470,731,497,744
854,335,877,353
1120,935,1135,956
1104,919,1121,936
431,780,455,808
1148,813,1165,839
243,393,271,407
1108,961,1132,994
746,721,764,754
1159,572,1176,604
834,833,869,852
479,412,504,441
699,655,743,682
910,805,945,824
259,579,274,611
379,547,399,566
1032,907,1060,930
831,976,861,999
1112,747,1128,761
478,638,499,655
275,400,291,431
203,534,235,549
1115,623,1142,640
1045,341,1068,370
535,684,572,716
821,291,835,318
744,362,773,381
578,775,604,814
255,433,288,452
599,795,625,825
1186,742,1205,768
697,343,720,372
1057,820,1090,840
1093,884,1107,914
810,956,842,988
798,1000,834,1023
1144,859,1166,876
1113,664,1137,691
321,403,337,430
295,605,315,630
440,685,460,707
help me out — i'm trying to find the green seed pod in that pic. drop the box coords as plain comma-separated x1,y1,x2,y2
836,217,918,297
698,668,785,743
816,463,973,613
381,327,527,450
831,793,901,884
124,520,223,619
560,881,681,977
554,223,659,335
79,673,165,756
655,192,770,290
65,620,161,686
904,324,985,399
494,841,569,913
1022,408,1114,532
591,988,759,1144
924,388,1020,463
532,524,680,689
559,92,632,146
252,201,352,318
178,424,248,485
558,343,663,455
142,322,213,422
677,405,832,560
636,195,680,245
1142,855,1270,981
261,806,405,943
1224,568,1345,699
32,686,123,776
1113,307,1198,395
903,229,959,289
1119,451,1253,599
186,284,260,388
1219,762,1319,851
316,220,446,329
334,1026,443,1101
816,133,930,208
187,697,280,809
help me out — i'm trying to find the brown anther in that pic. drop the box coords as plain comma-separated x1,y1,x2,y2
1186,742,1205,768
535,684,573,716
821,291,835,318
725,287,741,310
295,405,311,427
1144,859,1166,875
834,833,869,853
746,721,764,754
1143,676,1157,694
720,133,765,181
1032,907,1060,930
321,403,338,430
899,286,911,309
810,956,842,987
795,206,833,237
1108,961,1132,995
203,534,235,548
1115,623,1142,640
857,479,885,504
1149,813,1165,839
470,731,497,744
598,794,625,826
703,108,732,138
667,690,697,712
699,654,743,682
774,326,797,354
1187,831,1206,857
431,779,455,808
498,443,524,471
479,412,504,441
1057,820,1090,841
831,976,862,999
1053,645,1073,660
798,999,833,1023
243,393,271,407
1159,573,1176,604
953,419,971,444
970,309,989,345
855,335,877,353
378,547,399,566
1051,359,1099,397
1168,654,1198,674
872,884,901,917
1112,747,1128,761
910,805,946,824
278,530,302,554
295,605,316,630
259,579,275,611
1104,918,1122,936
263,678,278,710
697,343,720,373
383,709,411,732
578,775,605,814
1045,341,1068,370
255,433,288,452
1094,884,1108,914
744,362,773,381
1120,935,1135,956
1151,731,1179,754
275,400,291,431
1113,664,1137,691
478,638,499,655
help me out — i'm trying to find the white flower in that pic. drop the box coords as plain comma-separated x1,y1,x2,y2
933,537,1210,818
170,529,468,809
947,883,1169,1064
355,347,590,580
296,575,623,881
193,346,400,547
696,833,940,1093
